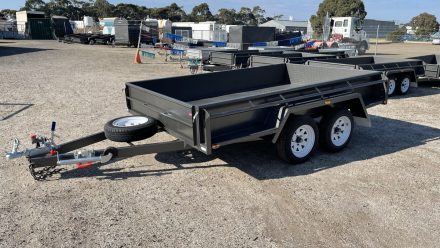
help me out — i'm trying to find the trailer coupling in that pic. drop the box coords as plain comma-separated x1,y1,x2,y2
6,122,58,161
6,122,189,180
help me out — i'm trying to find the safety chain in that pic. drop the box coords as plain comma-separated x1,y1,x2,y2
28,164,64,181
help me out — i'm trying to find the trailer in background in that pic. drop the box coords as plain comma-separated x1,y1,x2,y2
307,56,425,95
408,54,440,80
250,53,337,67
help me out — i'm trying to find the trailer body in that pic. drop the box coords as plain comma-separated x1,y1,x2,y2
250,53,337,67
11,64,388,178
408,54,440,79
307,56,425,95
125,64,386,154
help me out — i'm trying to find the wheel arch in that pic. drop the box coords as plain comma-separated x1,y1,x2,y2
386,70,418,87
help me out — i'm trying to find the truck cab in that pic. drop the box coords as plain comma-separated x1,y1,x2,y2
327,16,369,55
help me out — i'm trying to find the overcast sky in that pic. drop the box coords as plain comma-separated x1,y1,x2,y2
2,0,440,24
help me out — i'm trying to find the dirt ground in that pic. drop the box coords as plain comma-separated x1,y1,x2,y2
0,41,439,248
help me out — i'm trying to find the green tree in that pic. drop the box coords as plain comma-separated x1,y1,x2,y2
252,6,265,24
237,7,256,25
0,9,17,18
113,3,145,19
386,27,407,42
310,0,367,35
151,3,187,21
216,8,237,25
410,12,439,36
21,0,46,11
190,3,214,22
94,0,113,18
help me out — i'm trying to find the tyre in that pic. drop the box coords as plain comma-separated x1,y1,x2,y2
396,75,411,95
331,42,339,48
104,116,157,142
357,42,368,55
89,39,95,45
387,78,396,96
276,116,319,164
319,109,353,152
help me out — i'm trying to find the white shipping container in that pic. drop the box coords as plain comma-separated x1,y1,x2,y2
172,21,227,42
84,16,94,27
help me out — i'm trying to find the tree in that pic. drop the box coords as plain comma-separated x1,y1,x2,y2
216,8,236,25
386,27,407,42
237,7,256,25
21,0,46,11
310,0,367,35
94,0,113,18
151,4,187,21
252,6,266,24
113,3,145,19
0,9,17,18
190,3,214,22
410,12,439,36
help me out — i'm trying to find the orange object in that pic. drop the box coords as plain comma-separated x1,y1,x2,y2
133,49,142,64
76,163,93,169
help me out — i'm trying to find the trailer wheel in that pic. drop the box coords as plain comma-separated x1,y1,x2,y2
388,78,396,95
104,116,157,142
397,75,411,95
276,116,318,164
357,42,368,55
320,109,353,152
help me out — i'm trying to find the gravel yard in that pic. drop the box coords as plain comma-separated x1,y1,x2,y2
0,40,439,247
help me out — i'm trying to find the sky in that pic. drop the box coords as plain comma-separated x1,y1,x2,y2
2,0,440,24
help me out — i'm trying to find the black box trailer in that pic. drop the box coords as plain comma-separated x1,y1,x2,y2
307,56,425,96
206,50,285,71
51,16,73,40
64,33,93,44
64,33,114,45
114,19,157,47
408,54,440,79
6,64,387,180
250,53,337,67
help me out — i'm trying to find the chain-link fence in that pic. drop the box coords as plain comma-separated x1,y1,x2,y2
379,34,438,43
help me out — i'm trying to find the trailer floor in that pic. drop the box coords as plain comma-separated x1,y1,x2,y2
1,40,439,247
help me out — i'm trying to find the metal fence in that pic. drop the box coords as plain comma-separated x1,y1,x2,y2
371,35,436,43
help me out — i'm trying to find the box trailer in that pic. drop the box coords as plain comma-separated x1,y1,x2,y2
408,54,440,80
7,64,386,180
250,53,337,67
307,56,425,96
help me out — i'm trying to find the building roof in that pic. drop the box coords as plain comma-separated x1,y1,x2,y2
16,10,45,15
262,20,308,28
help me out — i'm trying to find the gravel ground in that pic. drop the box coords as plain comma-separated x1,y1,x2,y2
0,40,439,247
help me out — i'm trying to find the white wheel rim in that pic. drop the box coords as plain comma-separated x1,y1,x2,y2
290,125,316,158
112,116,149,127
388,79,396,95
401,78,410,93
331,116,352,147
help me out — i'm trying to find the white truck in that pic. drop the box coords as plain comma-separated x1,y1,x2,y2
319,16,370,55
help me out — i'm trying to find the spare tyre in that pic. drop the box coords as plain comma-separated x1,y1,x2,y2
104,116,157,142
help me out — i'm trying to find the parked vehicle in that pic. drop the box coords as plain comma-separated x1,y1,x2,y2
408,54,440,79
307,56,425,95
312,16,370,55
249,52,336,67
6,64,386,180
206,50,284,71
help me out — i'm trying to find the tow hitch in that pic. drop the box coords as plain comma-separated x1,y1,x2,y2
5,122,189,180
